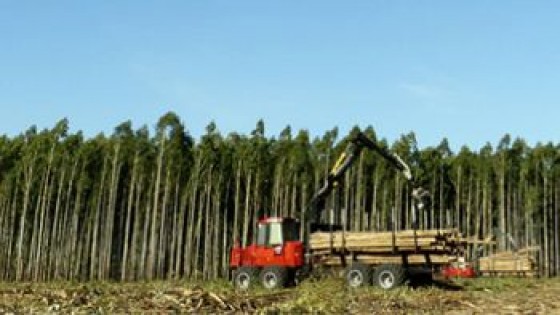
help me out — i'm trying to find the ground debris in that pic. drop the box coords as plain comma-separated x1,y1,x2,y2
0,282,294,313
0,278,559,314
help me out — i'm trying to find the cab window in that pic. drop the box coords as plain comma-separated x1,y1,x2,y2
268,222,283,246
257,223,267,246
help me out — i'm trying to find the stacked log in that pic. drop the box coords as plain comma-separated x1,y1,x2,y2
310,229,465,266
478,247,539,277
319,254,457,266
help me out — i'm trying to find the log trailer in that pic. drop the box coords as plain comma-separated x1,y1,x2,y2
230,131,468,290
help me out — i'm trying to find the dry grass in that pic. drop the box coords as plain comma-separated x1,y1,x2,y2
0,277,559,314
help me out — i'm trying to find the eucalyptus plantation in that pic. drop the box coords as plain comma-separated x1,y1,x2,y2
0,112,559,281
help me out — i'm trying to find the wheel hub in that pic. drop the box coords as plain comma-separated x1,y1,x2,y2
378,270,395,289
348,270,363,288
263,272,278,289
236,273,250,290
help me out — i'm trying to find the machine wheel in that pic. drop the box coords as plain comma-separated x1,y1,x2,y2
260,266,288,290
346,263,372,288
373,264,406,290
233,267,258,290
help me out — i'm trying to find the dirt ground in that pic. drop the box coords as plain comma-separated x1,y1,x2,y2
0,277,559,314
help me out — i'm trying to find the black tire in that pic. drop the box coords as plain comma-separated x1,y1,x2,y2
346,263,372,288
373,264,406,290
260,266,288,290
233,267,258,290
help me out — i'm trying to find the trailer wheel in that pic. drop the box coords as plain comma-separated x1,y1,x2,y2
373,264,406,290
260,266,288,290
346,263,372,288
233,267,258,290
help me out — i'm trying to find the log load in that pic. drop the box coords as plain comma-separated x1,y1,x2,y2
309,229,466,266
477,247,539,278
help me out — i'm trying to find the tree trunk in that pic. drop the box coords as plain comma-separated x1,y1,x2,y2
148,136,165,280
90,157,109,280
121,151,139,280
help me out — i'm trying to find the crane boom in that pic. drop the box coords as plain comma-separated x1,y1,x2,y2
312,132,412,204
305,131,430,234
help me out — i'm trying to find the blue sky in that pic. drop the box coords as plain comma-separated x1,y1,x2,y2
1,1,559,150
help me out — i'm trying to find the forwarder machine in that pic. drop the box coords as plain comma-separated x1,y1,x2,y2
230,131,431,290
